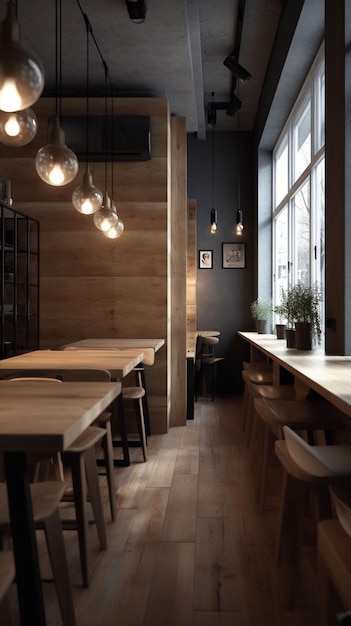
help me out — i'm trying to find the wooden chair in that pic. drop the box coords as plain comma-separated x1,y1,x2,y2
0,481,76,626
6,373,110,588
0,551,15,625
62,347,149,459
318,485,351,625
194,334,225,401
253,397,344,511
274,426,351,609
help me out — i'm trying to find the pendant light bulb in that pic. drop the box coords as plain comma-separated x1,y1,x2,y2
0,2,45,112
35,117,79,186
210,208,217,235
72,166,103,215
0,107,37,146
235,209,244,236
103,201,124,238
93,193,118,232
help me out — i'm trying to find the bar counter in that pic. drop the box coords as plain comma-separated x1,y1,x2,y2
238,331,351,418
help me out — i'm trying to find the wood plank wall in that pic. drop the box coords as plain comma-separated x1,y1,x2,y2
187,199,197,352
0,97,188,433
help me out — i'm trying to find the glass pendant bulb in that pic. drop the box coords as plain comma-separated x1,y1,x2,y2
210,208,217,234
93,193,118,232
235,209,244,236
72,165,103,215
103,202,124,238
0,107,37,146
0,2,44,112
35,117,79,186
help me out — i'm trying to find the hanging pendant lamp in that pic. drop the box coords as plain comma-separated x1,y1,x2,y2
35,0,78,187
103,201,124,239
103,88,124,239
0,1,44,112
35,116,78,186
235,85,244,236
93,192,118,232
0,106,37,146
209,92,218,235
72,14,102,214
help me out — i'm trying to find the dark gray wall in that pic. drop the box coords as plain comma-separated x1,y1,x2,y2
187,131,255,391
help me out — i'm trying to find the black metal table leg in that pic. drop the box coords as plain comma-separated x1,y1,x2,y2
4,451,46,626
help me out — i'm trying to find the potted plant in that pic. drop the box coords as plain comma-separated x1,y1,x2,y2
250,298,272,334
290,281,322,350
272,302,287,339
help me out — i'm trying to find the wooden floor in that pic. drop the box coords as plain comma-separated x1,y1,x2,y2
8,394,324,626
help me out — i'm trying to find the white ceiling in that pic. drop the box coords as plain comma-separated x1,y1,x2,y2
8,0,283,138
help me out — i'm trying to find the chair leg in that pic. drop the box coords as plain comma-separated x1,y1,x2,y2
99,418,117,522
84,448,107,550
134,398,147,461
43,510,76,626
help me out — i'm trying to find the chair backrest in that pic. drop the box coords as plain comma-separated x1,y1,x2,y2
330,485,351,540
282,425,336,477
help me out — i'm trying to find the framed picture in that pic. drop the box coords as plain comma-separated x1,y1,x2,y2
199,250,213,269
222,242,246,268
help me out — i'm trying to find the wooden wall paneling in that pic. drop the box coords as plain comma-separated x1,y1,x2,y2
169,117,187,427
8,97,171,434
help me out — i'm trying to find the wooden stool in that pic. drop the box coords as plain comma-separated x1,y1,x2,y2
0,551,15,625
0,482,76,626
61,426,108,588
274,426,351,609
122,386,147,461
241,366,273,438
318,518,351,625
132,347,154,436
199,336,225,401
253,397,344,511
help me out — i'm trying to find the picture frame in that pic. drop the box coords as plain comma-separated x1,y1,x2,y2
222,242,246,269
199,250,213,269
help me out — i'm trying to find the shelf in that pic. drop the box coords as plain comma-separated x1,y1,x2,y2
1,203,39,359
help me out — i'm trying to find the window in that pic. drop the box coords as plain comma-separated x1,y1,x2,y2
272,44,325,332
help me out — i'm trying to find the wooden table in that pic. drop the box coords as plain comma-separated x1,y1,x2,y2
238,331,351,418
0,349,145,466
0,380,121,626
61,337,165,352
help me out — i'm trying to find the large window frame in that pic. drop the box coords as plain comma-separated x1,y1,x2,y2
272,44,325,331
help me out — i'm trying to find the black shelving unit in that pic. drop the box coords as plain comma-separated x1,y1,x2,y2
0,203,39,359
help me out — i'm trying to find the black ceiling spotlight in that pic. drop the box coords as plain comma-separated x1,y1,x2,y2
223,55,252,82
126,0,147,23
226,95,241,117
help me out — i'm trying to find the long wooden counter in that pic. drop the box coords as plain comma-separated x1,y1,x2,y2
238,331,351,419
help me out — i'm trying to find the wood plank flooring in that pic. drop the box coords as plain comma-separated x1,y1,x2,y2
8,395,324,626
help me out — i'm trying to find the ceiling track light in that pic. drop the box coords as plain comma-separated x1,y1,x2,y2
226,95,241,118
0,107,37,146
223,55,252,82
0,0,44,112
126,0,147,23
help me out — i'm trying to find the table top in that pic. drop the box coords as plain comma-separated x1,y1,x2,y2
0,349,144,379
238,331,351,417
61,338,165,352
0,381,121,452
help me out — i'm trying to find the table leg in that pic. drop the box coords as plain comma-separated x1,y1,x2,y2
4,451,46,626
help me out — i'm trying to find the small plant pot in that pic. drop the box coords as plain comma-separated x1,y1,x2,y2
275,324,286,339
295,322,313,350
256,320,271,334
285,328,296,348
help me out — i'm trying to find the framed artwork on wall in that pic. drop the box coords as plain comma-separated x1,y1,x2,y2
199,250,213,269
222,242,246,268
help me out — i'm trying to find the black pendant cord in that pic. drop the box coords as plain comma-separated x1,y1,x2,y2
104,61,109,194
211,91,215,211
83,12,91,164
